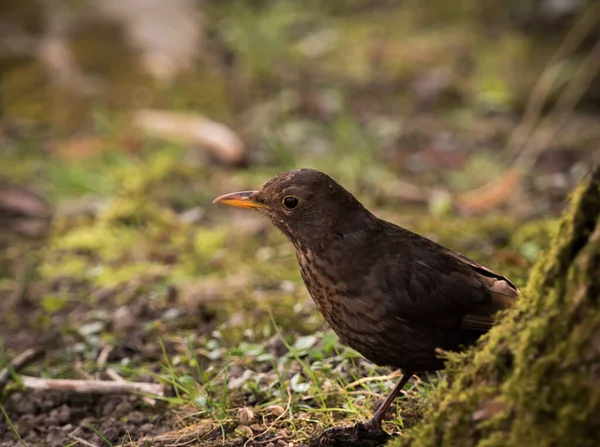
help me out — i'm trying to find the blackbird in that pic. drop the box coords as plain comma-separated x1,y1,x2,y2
214,168,519,430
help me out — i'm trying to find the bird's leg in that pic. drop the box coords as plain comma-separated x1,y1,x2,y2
355,370,414,432
315,371,414,442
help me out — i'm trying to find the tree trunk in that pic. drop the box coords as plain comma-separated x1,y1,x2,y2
392,166,600,447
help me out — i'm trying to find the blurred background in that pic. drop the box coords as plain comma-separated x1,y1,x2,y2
0,0,599,445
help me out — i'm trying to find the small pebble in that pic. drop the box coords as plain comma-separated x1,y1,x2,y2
236,406,255,425
112,400,132,417
265,405,285,417
139,423,154,433
48,404,71,425
228,364,245,380
127,411,145,424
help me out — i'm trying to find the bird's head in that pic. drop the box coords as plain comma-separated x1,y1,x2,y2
213,169,369,246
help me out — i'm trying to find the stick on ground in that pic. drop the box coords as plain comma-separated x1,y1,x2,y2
18,375,165,396
0,348,42,390
105,367,157,405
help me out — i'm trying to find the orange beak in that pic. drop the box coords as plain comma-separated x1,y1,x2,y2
212,191,266,209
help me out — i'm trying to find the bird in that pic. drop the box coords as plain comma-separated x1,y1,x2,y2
213,168,519,432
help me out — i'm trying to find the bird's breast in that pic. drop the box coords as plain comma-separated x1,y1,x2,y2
295,247,384,337
296,248,344,313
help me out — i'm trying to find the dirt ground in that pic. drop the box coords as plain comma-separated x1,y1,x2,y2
1,392,172,447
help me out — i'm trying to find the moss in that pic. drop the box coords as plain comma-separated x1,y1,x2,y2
510,220,558,263
391,168,600,447
193,228,229,260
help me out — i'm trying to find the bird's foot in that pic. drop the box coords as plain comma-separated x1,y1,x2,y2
353,419,385,434
309,421,391,447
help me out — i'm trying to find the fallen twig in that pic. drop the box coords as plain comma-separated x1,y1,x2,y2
18,375,164,396
67,434,99,447
96,345,113,367
105,368,157,406
132,109,246,166
0,348,42,390
115,421,220,447
344,370,403,390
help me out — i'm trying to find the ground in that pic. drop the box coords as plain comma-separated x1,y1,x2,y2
0,1,598,446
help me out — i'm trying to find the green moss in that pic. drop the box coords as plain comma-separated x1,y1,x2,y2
508,219,558,265
39,254,89,280
193,228,228,259
392,169,600,447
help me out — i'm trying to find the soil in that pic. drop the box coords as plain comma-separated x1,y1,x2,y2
309,424,396,447
0,392,172,446
0,274,212,446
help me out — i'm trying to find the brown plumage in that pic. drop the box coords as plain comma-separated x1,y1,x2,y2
214,168,519,430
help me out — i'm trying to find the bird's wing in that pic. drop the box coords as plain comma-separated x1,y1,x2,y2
380,236,519,333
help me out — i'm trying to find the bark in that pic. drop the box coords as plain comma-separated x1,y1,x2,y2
392,166,600,447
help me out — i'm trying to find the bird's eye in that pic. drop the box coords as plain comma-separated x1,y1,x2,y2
282,196,299,209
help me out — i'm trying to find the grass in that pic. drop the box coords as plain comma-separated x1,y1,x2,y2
0,403,26,446
144,323,434,444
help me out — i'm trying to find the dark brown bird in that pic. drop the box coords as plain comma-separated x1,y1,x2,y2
214,168,519,431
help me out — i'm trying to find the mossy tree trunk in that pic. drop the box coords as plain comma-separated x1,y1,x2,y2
392,167,600,447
